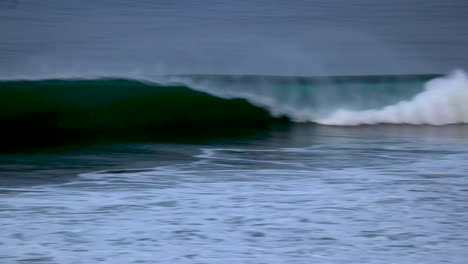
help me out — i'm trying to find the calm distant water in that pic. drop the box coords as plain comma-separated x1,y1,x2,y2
1,1,468,263
1,0,468,77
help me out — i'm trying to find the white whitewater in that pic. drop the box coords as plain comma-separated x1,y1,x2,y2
184,70,468,126
318,70,468,125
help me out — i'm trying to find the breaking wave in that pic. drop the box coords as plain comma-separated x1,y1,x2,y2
1,70,466,152
317,70,468,125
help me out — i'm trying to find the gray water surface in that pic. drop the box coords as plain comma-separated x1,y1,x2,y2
1,0,468,77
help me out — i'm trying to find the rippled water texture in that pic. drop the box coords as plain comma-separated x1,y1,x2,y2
1,125,468,263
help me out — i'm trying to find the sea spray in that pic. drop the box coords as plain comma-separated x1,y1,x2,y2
0,72,464,153
318,70,468,125
180,74,433,122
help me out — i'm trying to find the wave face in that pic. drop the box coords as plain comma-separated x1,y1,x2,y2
174,71,466,126
1,71,466,152
173,73,438,121
0,79,280,152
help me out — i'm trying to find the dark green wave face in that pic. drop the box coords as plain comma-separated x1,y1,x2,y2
0,78,285,153
0,73,450,153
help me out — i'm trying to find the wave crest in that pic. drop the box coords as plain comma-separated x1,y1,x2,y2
0,79,281,153
318,70,468,126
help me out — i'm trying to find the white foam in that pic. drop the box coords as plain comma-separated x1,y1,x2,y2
317,70,468,126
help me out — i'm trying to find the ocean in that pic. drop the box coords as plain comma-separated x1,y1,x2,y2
1,1,468,263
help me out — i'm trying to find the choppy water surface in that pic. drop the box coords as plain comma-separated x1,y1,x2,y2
1,125,468,263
